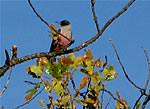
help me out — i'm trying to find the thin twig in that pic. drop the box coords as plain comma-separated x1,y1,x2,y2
70,69,77,91
100,88,104,108
0,68,12,96
101,0,135,33
109,39,143,90
91,0,101,33
28,0,49,26
133,94,143,109
105,97,111,109
104,89,127,109
0,0,136,77
143,49,150,91
141,91,150,109
15,87,44,109
24,81,38,85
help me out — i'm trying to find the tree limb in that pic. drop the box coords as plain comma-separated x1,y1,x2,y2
91,0,101,33
15,87,44,109
0,68,12,96
0,0,136,77
109,39,143,90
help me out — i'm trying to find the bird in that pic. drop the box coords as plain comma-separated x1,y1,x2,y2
48,20,72,63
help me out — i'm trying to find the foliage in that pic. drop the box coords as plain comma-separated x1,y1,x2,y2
24,49,129,109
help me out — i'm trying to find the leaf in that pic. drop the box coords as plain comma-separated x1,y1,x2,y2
58,57,73,65
93,58,104,68
30,65,43,76
104,65,118,81
38,99,45,107
61,95,70,104
25,89,37,101
41,57,49,66
115,92,129,109
136,100,141,109
72,104,76,109
48,24,58,35
69,53,82,70
25,67,30,72
85,59,94,75
79,77,88,89
25,94,33,101
53,79,64,96
44,80,52,92
83,49,93,60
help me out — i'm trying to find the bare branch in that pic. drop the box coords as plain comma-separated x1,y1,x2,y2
143,49,150,91
109,39,143,90
0,0,136,77
5,49,10,66
141,91,150,109
133,94,143,109
28,0,49,26
15,87,44,109
0,68,12,96
104,89,127,109
101,0,135,33
105,97,111,109
70,69,76,90
100,87,105,108
91,0,101,33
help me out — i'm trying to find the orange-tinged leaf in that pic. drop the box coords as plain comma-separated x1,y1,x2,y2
25,89,37,101
115,91,128,108
41,57,48,66
25,67,30,72
48,24,56,31
93,58,104,68
38,99,45,107
48,24,58,35
25,94,32,101
58,57,73,65
83,49,93,60
80,77,88,89
73,104,76,109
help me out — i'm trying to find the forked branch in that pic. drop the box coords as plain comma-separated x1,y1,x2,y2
0,0,136,78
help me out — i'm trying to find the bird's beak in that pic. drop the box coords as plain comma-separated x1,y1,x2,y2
55,21,61,25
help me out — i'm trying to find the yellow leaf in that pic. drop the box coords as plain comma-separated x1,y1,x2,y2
30,65,43,76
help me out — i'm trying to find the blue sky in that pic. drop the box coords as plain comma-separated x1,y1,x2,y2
1,0,150,109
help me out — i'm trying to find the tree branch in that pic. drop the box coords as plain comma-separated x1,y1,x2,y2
28,0,49,26
101,0,135,33
91,0,101,33
104,89,127,109
15,87,44,109
109,39,143,90
0,0,136,77
141,91,150,109
143,49,150,91
133,94,143,109
0,68,12,96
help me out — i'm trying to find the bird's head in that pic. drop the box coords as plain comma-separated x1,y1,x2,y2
56,20,70,26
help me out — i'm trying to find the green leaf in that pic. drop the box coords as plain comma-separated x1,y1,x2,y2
25,89,37,101
104,65,118,81
136,100,141,109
